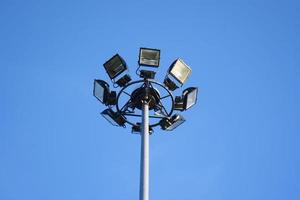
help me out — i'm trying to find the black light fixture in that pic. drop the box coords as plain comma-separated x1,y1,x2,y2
174,87,198,111
132,123,153,134
160,114,186,131
163,76,179,91
101,108,126,127
93,80,117,106
103,54,128,79
167,58,192,85
115,74,132,87
103,54,131,87
139,48,160,67
140,70,156,79
174,96,184,111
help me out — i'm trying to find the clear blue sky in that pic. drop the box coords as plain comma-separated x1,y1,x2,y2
0,0,299,199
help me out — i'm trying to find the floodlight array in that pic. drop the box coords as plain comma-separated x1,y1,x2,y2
93,47,198,132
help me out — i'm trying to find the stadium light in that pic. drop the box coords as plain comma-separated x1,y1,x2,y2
163,76,178,91
93,80,117,105
160,114,186,131
174,87,198,111
132,123,153,134
101,108,126,127
168,58,191,85
103,54,131,87
103,54,127,79
139,48,160,67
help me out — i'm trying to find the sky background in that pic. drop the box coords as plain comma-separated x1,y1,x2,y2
0,0,299,199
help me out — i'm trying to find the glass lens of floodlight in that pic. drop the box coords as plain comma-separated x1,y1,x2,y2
169,59,192,84
101,109,119,126
104,54,127,79
93,80,108,103
139,48,160,67
166,114,185,131
184,87,198,110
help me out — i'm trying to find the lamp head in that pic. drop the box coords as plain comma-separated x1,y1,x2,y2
160,114,186,131
101,109,126,127
168,59,191,85
103,54,127,79
139,48,160,67
93,80,117,106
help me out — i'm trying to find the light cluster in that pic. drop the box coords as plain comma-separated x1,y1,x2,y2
93,47,198,133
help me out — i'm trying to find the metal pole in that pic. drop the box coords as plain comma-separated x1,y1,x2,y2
140,100,149,200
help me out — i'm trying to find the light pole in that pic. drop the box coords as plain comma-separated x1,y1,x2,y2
93,47,198,200
140,99,149,200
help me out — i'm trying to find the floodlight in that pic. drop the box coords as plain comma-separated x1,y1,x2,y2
116,74,132,87
93,80,109,104
140,70,156,79
93,80,117,105
132,123,153,134
174,87,198,111
160,114,186,131
168,59,191,85
101,109,126,127
103,54,127,79
163,76,178,91
183,87,198,110
174,96,184,111
139,48,160,67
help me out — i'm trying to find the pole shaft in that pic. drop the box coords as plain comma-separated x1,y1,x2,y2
140,101,149,200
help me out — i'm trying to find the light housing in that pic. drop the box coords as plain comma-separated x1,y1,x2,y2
101,109,126,127
183,87,198,110
132,123,153,134
174,87,198,111
139,48,160,67
163,76,178,91
160,114,186,131
93,80,117,105
140,70,156,79
168,59,191,85
115,74,132,87
103,54,127,79
174,96,184,111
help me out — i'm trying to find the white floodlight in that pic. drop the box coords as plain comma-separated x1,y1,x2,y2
183,87,198,110
93,80,117,105
139,48,160,67
168,59,191,85
174,87,198,111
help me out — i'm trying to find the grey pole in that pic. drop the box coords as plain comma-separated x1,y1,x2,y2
140,100,149,200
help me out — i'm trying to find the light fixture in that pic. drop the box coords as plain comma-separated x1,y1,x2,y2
115,74,132,87
163,76,178,91
183,87,198,110
174,96,184,111
160,114,186,131
174,87,198,111
103,54,128,79
93,80,117,105
168,59,191,85
139,48,160,67
101,108,126,127
132,123,153,134
140,70,156,79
